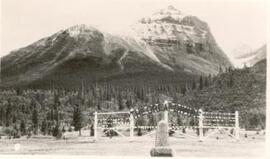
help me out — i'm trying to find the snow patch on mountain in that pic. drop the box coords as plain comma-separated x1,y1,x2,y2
131,6,207,44
151,5,188,22
118,48,129,70
104,31,173,71
234,44,266,67
67,24,97,38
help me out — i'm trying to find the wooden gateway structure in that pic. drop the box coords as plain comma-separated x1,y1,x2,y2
93,101,240,142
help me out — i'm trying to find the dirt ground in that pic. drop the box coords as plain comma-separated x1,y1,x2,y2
0,130,266,157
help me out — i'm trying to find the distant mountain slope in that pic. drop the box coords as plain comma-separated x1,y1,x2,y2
1,6,232,88
180,58,266,129
235,44,266,67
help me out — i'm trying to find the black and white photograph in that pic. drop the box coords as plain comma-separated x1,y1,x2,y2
0,0,268,158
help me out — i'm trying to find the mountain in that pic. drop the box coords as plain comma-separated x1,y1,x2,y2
0,6,232,88
234,44,266,67
179,57,266,129
131,5,232,73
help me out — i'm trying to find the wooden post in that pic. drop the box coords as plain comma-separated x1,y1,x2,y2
235,111,240,140
94,111,98,142
198,109,204,142
164,100,168,123
130,113,134,142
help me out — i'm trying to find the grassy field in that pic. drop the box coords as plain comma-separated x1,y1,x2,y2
0,130,265,157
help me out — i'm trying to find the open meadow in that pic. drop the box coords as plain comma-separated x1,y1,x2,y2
0,130,265,157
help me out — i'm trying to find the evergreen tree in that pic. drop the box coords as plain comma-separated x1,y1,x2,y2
199,76,204,90
73,104,83,136
228,73,234,87
126,99,132,109
47,122,52,135
118,93,124,110
50,109,54,121
13,125,21,138
5,101,12,127
52,123,62,139
217,79,222,89
204,76,208,87
30,99,36,110
97,102,101,110
208,74,212,84
54,92,60,110
54,110,59,122
177,115,183,126
62,126,66,133
21,105,26,114
192,79,196,90
32,107,39,135
181,86,187,96
12,115,17,123
0,107,4,126
41,120,48,135
137,128,142,136
90,124,94,136
46,111,51,120
219,65,223,74
20,120,26,135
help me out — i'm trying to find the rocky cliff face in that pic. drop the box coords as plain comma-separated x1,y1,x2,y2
131,5,232,74
0,6,232,88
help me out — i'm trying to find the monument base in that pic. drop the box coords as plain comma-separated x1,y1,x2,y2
150,146,174,157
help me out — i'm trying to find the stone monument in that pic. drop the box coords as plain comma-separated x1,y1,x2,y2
150,120,174,157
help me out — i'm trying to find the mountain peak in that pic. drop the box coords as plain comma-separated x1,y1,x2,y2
151,5,187,21
167,5,177,11
66,24,98,37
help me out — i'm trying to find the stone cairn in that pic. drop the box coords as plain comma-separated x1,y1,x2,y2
150,101,174,157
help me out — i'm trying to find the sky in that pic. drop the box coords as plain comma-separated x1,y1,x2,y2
0,0,267,66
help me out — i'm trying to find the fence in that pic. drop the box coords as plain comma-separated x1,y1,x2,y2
93,101,240,142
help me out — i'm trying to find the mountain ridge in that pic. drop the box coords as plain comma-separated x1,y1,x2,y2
1,6,232,88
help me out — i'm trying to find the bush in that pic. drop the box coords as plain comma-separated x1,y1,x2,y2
104,129,118,137
52,124,62,139
169,130,175,136
137,128,142,136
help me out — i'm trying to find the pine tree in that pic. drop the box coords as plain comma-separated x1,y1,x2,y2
32,107,39,135
97,102,101,110
73,104,83,136
0,107,4,126
13,125,21,138
41,120,48,135
52,123,62,139
54,110,59,122
204,76,208,87
208,74,212,84
12,115,17,123
118,93,124,110
181,86,187,96
54,92,60,110
5,101,12,127
228,74,234,87
219,65,223,74
90,124,94,136
50,109,54,121
177,115,183,126
137,128,142,136
47,122,52,135
192,79,196,90
30,99,36,110
126,99,132,109
199,76,204,90
20,120,26,135
62,126,66,133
